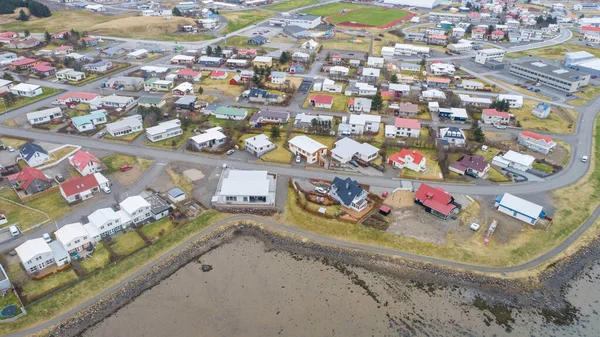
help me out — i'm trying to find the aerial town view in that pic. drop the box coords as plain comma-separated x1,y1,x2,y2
0,0,600,335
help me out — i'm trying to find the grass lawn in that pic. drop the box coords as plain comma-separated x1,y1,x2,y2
20,269,79,302
0,211,222,335
197,94,219,104
101,154,153,174
0,190,48,230
222,35,251,48
166,167,195,195
80,242,111,273
505,45,570,60
476,146,502,162
221,10,274,34
266,0,319,11
69,63,131,86
259,135,292,164
0,292,21,315
302,3,368,17
141,218,176,239
146,129,193,150
399,148,444,181
574,85,600,103
0,88,61,114
297,190,343,216
43,146,79,166
199,73,244,98
302,92,348,112
112,231,146,256
532,161,554,173
0,189,70,231
104,130,144,142
328,8,410,26
486,167,511,183
0,137,28,149
511,100,574,134
320,39,370,53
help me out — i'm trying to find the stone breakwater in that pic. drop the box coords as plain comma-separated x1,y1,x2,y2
41,222,600,336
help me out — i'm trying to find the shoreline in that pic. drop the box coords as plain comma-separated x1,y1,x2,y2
38,220,600,337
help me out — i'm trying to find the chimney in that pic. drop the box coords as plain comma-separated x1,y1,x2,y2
346,182,349,189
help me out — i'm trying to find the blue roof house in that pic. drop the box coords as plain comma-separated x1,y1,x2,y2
19,142,50,167
329,177,368,212
531,103,551,119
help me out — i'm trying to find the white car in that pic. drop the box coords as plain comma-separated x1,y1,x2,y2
7,146,14,152
295,155,302,163
315,187,327,194
102,186,111,194
51,100,60,105
470,223,480,231
43,233,52,243
582,156,589,163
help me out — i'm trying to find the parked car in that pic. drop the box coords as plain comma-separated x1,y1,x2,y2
51,100,61,105
98,131,106,138
494,123,507,130
43,233,51,243
582,156,589,163
534,88,541,92
527,86,533,90
55,174,65,182
7,146,14,152
587,43,593,46
226,149,235,155
349,160,359,167
315,187,327,194
9,225,19,237
566,93,573,97
470,223,480,231
102,186,111,194
295,155,302,163
120,164,133,172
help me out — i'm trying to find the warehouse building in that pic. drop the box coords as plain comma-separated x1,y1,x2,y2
508,61,590,93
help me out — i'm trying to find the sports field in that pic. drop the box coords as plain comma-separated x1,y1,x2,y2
303,3,369,17
328,8,411,26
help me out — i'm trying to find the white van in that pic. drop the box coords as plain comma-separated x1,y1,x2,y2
9,225,20,237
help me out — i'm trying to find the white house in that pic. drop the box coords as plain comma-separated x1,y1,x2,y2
106,115,143,137
119,195,152,224
492,150,534,172
422,89,446,101
430,63,455,75
55,222,93,254
15,238,56,274
245,134,275,158
495,193,545,225
213,107,247,120
56,68,86,82
329,66,349,76
531,103,551,119
497,94,523,108
518,131,557,154
348,114,381,135
330,137,379,164
367,57,384,68
26,107,63,125
211,168,276,206
386,118,421,138
10,83,42,97
91,95,136,111
301,39,319,50
88,207,131,238
481,108,510,125
170,54,196,64
461,80,484,90
172,82,194,97
19,142,49,167
438,127,466,147
189,127,227,150
145,119,183,142
313,78,343,93
69,150,102,176
288,135,328,164
388,149,427,173
270,71,287,84
60,174,100,203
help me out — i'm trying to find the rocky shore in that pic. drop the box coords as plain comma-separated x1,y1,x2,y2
39,222,600,337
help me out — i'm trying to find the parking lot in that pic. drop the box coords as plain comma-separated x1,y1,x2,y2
298,79,313,94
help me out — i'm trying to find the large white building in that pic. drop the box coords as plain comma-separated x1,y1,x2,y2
269,13,321,29
288,135,328,164
383,0,441,9
145,119,183,142
330,137,379,164
212,168,276,206
474,48,506,65
509,61,590,93
382,44,430,58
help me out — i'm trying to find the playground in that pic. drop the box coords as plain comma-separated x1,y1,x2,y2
326,7,413,29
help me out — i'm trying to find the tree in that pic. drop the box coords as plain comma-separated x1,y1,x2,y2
279,51,289,64
197,86,203,95
137,105,147,117
372,92,383,111
215,45,222,57
270,125,281,139
390,73,398,84
486,25,494,35
3,93,17,107
2,73,13,81
472,120,485,143
252,74,261,86
24,29,30,37
172,7,182,16
17,9,28,21
465,24,473,35
206,46,213,56
44,30,51,43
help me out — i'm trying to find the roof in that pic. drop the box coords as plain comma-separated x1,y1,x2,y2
146,119,181,136
215,106,246,117
451,155,489,173
71,111,107,127
19,142,48,161
173,82,194,92
69,150,100,172
11,83,40,92
27,107,62,121
440,127,465,140
309,94,333,105
331,177,364,206
332,137,379,159
497,193,543,219
120,195,150,214
288,135,327,154
58,92,100,102
414,184,456,215
390,148,424,165
8,167,50,189
248,35,267,43
16,238,52,262
349,114,381,126
32,63,55,72
249,110,289,122
190,127,226,144
483,108,510,118
11,58,37,66
83,223,101,238
582,26,600,32
210,70,226,77
106,115,143,133
138,96,165,105
253,56,272,63
502,150,535,166
427,77,451,84
60,174,99,197
295,113,333,124
520,130,553,144
55,222,88,244
395,118,421,129
175,95,197,105
220,170,269,197
145,194,170,214
361,68,380,77
271,71,286,78
168,187,186,198
178,68,201,76
245,134,273,148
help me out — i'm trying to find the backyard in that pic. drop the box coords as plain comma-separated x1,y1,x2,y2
15,266,79,303
79,242,111,273
302,93,348,112
140,218,176,239
111,231,146,256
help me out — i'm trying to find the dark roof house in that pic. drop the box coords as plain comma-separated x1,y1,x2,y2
247,36,267,45
329,177,367,211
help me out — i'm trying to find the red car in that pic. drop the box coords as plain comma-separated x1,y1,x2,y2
120,165,133,172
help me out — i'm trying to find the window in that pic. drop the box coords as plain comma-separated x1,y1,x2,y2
36,256,42,261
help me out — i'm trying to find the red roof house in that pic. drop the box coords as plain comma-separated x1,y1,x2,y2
69,150,102,176
414,184,457,219
30,62,57,76
51,31,69,39
482,108,511,125
59,174,100,203
177,68,202,82
8,167,52,195
57,92,101,104
395,117,421,129
581,26,600,33
388,148,426,172
210,70,227,79
10,58,39,70
491,30,505,40
309,94,334,109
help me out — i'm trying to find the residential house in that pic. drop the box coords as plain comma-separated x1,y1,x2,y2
213,107,247,120
60,174,100,203
144,78,174,92
449,155,490,178
189,127,227,150
313,78,342,93
481,108,510,125
492,150,534,172
51,31,69,39
422,89,446,101
301,39,319,49
30,62,57,77
177,68,202,82
210,70,227,80
69,150,102,176
10,83,42,97
168,187,187,204
497,94,523,108
518,131,557,154
19,142,49,167
247,35,267,45
146,194,171,221
389,102,418,117
240,70,254,82
292,52,310,63
414,184,457,220
427,34,447,45
347,114,381,134
329,66,349,77
53,45,73,56
80,36,98,46
461,80,484,90
347,97,372,114
386,118,421,138
10,58,39,71
176,96,199,111
172,82,195,96
367,57,384,68
288,135,328,164
245,134,275,157
467,12,481,23
7,37,40,49
171,55,196,64
70,111,108,132
119,195,152,224
127,49,148,59
288,63,305,74
0,79,12,93
438,127,466,147
406,32,426,42
105,77,143,90
211,169,276,206
388,83,411,98
329,177,369,212
495,193,546,225
15,238,56,274
252,56,273,68
237,49,257,58
26,107,63,125
359,68,381,84
491,30,505,40
388,149,426,172
137,96,166,109
105,115,143,137
8,167,52,196
270,71,287,84
331,54,342,64
56,68,85,82
531,103,551,119
91,95,136,111
55,223,92,254
145,119,183,143
471,28,486,40
309,95,333,109
83,60,113,73
249,110,290,127
426,77,450,88
459,94,492,108
331,138,379,164
345,81,377,97
430,63,455,76
294,113,333,129
229,74,242,85
87,207,129,238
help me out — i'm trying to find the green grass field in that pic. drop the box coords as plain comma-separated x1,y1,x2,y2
328,8,410,26
266,0,320,11
302,3,368,17
220,10,273,34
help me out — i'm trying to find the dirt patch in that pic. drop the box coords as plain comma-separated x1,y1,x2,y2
383,190,414,208
386,205,460,245
183,169,205,182
112,166,144,187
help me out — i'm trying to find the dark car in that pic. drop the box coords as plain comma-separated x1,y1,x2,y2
55,174,65,183
349,160,359,167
